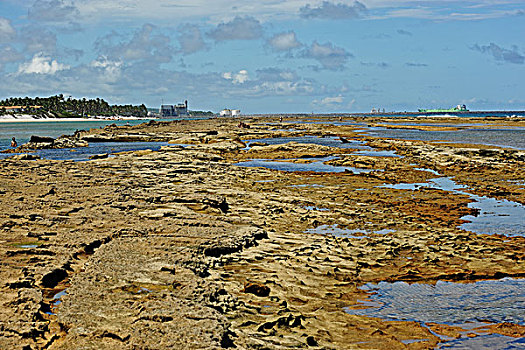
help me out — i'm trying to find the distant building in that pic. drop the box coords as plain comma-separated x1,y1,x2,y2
159,100,188,118
0,106,42,113
219,109,241,117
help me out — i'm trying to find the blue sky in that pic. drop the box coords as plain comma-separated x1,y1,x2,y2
0,0,524,113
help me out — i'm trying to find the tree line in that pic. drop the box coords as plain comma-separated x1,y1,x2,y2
0,94,148,118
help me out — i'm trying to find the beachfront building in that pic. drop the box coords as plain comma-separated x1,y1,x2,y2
159,100,188,118
219,109,241,117
0,105,42,114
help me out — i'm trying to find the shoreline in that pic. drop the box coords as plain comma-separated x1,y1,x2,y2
0,115,150,123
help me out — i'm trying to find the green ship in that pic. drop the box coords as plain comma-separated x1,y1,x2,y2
418,104,468,113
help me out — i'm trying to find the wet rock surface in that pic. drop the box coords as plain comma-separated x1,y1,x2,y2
0,115,524,349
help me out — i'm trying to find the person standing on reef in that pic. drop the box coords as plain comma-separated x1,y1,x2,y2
11,137,17,148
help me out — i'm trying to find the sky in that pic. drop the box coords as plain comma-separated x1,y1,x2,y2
0,0,524,113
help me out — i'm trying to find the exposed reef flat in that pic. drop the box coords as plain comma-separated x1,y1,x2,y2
0,115,524,349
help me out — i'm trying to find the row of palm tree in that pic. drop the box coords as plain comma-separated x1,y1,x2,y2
0,94,147,118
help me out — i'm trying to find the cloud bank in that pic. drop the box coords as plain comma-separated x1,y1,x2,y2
299,1,367,20
472,43,524,64
207,16,263,41
303,41,352,70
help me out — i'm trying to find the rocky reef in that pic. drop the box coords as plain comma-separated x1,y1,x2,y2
0,116,523,349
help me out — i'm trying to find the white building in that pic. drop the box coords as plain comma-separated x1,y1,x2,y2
219,109,241,117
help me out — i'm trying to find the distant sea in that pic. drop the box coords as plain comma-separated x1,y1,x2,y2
356,112,525,150
352,111,525,118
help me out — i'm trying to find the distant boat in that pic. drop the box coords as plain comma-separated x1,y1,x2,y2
418,104,468,113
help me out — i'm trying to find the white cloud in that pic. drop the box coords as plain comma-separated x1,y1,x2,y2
321,95,344,104
0,17,16,43
223,69,249,84
90,56,122,81
17,53,70,74
267,31,302,51
313,95,344,106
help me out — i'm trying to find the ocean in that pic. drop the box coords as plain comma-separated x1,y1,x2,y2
0,119,151,150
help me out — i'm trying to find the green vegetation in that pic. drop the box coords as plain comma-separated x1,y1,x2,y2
0,94,148,118
190,110,215,117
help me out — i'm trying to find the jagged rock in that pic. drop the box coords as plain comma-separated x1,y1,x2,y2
30,135,55,143
89,153,109,160
242,282,270,297
9,153,41,160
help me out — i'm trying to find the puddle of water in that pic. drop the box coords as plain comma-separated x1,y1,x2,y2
402,338,430,344
303,206,330,211
290,184,325,188
245,136,372,150
437,333,525,349
381,175,525,237
45,289,67,315
19,244,39,248
254,180,275,183
414,167,441,176
352,150,402,158
10,141,171,161
52,289,67,305
381,177,466,192
461,196,525,237
346,278,525,326
235,157,374,174
374,229,395,235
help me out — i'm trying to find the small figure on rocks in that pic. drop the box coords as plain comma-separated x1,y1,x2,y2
10,137,17,147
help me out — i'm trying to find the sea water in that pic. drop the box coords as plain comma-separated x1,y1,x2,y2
360,126,525,150
0,119,150,150
0,116,209,151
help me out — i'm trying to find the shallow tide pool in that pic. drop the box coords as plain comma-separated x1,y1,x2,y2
346,278,525,348
381,176,525,237
235,157,374,174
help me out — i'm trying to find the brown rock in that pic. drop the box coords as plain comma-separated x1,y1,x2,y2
242,282,270,297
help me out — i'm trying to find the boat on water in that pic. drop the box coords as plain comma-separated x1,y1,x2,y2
418,104,468,113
